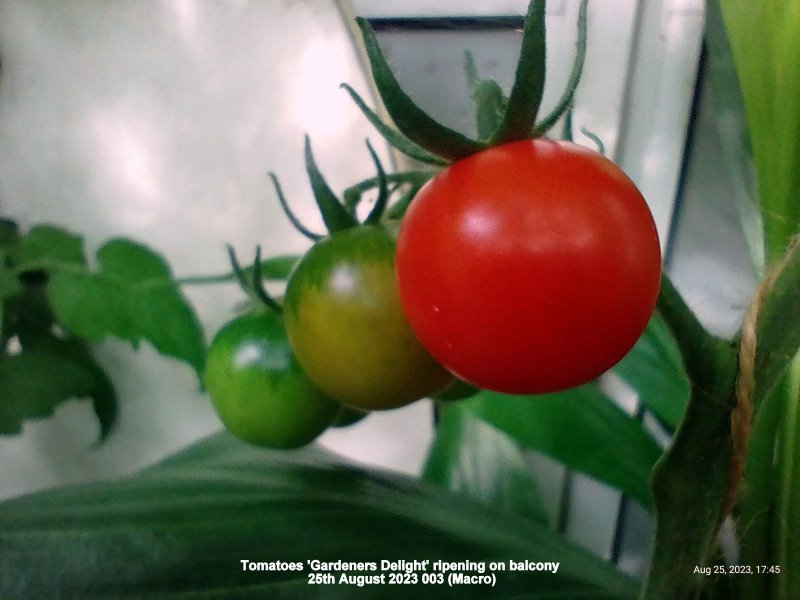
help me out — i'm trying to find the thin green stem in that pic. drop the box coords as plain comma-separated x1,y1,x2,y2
656,273,727,383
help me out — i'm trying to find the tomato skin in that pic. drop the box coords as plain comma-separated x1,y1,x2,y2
204,311,339,448
395,139,662,394
283,225,452,410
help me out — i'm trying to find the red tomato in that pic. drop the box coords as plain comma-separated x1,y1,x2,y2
395,139,662,394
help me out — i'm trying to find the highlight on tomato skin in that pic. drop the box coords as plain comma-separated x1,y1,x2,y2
395,139,662,395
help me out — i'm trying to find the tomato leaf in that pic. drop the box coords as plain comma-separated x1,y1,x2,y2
0,432,639,599
488,0,546,145
15,225,86,268
612,315,690,431
47,239,205,378
355,18,485,162
2,276,118,442
0,351,94,435
461,386,662,509
423,402,550,525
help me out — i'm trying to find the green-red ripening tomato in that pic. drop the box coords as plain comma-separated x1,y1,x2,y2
396,139,662,395
204,311,339,449
284,225,452,410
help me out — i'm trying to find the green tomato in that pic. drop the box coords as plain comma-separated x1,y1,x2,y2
204,311,339,448
284,225,452,410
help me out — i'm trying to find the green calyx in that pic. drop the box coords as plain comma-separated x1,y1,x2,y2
271,136,434,239
344,0,589,164
227,245,283,314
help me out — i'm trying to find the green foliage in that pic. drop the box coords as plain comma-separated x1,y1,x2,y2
613,315,689,430
0,433,639,600
423,403,550,525
1,224,118,441
2,3,798,599
458,386,661,510
718,0,800,263
47,238,205,376
1,222,205,442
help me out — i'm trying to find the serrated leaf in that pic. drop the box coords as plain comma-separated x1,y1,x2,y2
0,266,21,336
424,402,550,525
0,219,21,251
0,432,639,599
47,239,205,377
0,351,96,435
613,315,690,430
462,386,662,508
2,282,118,442
17,225,86,268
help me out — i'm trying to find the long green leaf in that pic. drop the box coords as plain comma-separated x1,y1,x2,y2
423,402,550,524
752,240,800,404
750,240,800,600
704,0,764,274
460,386,662,509
613,315,689,431
719,0,800,263
0,433,639,599
355,18,485,161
